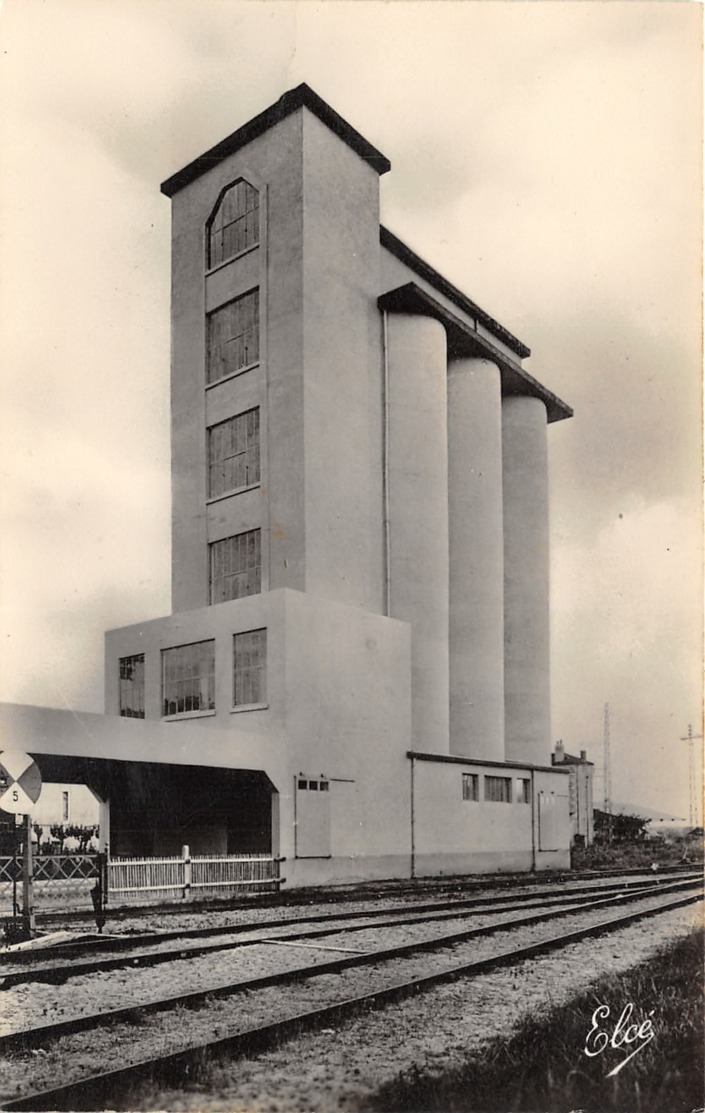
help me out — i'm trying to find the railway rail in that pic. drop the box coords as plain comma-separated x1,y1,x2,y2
1,871,700,987
0,878,701,1111
4,866,700,960
27,860,701,927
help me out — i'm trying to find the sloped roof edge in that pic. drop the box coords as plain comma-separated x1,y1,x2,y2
161,83,391,197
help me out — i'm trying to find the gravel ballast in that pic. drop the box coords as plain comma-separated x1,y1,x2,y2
147,903,702,1113
0,891,699,1107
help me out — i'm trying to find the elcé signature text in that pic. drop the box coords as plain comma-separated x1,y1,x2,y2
584,1002,655,1077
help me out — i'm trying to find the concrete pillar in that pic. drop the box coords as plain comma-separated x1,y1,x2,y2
386,313,449,754
447,357,504,761
502,395,551,766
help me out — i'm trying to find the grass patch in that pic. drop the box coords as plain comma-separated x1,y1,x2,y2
368,927,704,1113
571,841,702,871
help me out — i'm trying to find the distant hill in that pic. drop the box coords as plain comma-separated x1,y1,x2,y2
610,801,688,824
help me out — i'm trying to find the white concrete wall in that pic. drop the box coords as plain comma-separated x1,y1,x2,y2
105,587,413,884
30,783,100,828
386,313,450,755
412,757,571,874
0,702,287,780
280,590,412,886
300,109,385,614
169,114,304,612
168,106,385,619
448,357,505,762
502,395,551,766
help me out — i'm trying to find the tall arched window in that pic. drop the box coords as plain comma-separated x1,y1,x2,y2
207,179,259,268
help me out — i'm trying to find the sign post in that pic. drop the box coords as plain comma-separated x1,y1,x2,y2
0,751,43,941
21,813,35,937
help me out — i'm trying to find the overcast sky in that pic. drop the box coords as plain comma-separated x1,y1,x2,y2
0,1,701,821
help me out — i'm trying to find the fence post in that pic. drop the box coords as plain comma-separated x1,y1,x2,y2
182,845,191,901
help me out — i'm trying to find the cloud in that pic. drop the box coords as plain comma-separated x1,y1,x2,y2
0,1,700,822
551,496,702,813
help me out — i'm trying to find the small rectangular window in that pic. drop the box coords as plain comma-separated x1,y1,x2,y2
298,779,307,790
516,778,531,804
233,628,267,707
462,773,479,802
207,289,259,384
208,408,260,499
62,791,70,822
210,529,261,604
485,776,512,803
320,781,329,792
119,654,145,718
162,641,215,717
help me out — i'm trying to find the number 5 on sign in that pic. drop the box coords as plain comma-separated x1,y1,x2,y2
0,751,42,814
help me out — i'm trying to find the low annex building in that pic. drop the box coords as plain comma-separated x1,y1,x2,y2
1,85,574,885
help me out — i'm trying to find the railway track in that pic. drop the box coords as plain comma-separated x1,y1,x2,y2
26,860,700,928
5,867,700,962
1,871,700,987
0,878,701,1111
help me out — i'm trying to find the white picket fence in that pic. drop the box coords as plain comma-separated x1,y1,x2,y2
108,847,281,903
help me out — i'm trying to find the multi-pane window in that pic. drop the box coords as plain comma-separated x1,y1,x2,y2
210,530,261,604
207,290,259,384
162,641,215,717
207,180,259,269
462,773,479,802
233,629,267,707
297,778,329,792
119,654,145,718
516,778,531,804
485,776,512,803
208,408,260,499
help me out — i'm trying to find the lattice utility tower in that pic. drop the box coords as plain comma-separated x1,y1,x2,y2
680,724,703,827
603,703,612,843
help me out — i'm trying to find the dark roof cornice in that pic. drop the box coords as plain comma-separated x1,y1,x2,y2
379,282,572,423
161,84,391,197
380,226,530,360
407,751,571,775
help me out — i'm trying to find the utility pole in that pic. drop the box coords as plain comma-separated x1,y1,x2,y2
603,703,612,844
679,725,703,828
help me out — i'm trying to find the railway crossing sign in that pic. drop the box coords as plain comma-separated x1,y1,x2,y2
0,750,42,814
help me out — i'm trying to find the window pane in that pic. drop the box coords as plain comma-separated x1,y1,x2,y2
207,290,259,384
485,776,512,803
462,773,478,802
516,778,531,804
233,629,267,707
208,180,259,269
119,654,145,718
209,529,263,602
162,641,215,716
208,409,260,499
